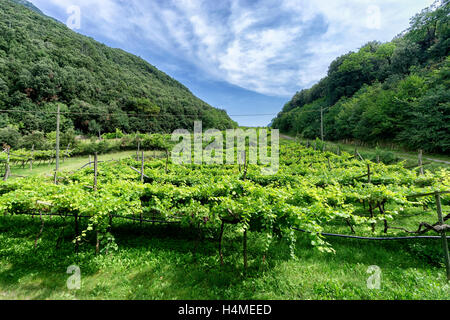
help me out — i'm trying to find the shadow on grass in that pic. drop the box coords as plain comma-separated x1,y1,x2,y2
0,214,445,299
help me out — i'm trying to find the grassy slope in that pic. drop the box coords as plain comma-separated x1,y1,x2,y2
280,134,450,170
8,150,163,179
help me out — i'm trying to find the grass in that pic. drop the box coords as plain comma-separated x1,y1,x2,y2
282,135,450,171
0,212,449,300
8,150,164,179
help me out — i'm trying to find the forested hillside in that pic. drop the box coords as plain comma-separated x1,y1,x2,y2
0,0,236,138
272,1,449,154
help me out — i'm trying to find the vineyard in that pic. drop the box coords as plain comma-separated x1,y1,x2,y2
0,138,449,299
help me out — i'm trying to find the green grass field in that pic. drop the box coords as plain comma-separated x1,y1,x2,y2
7,150,164,179
0,210,449,300
283,135,450,171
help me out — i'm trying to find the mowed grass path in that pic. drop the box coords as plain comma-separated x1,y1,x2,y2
280,134,450,169
8,150,163,179
0,215,448,300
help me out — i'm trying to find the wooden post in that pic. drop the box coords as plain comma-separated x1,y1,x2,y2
356,150,364,161
320,106,324,141
74,212,79,253
140,151,144,183
34,210,44,249
435,192,450,281
376,155,380,164
64,143,71,163
367,163,374,233
109,215,113,232
219,221,225,266
55,104,60,184
3,145,10,181
136,139,140,161
369,202,375,233
93,153,98,191
96,230,100,255
243,229,248,271
419,149,424,175
30,144,34,171
238,151,241,172
165,149,169,174
243,150,248,181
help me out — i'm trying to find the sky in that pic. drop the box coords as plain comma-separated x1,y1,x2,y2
28,0,435,127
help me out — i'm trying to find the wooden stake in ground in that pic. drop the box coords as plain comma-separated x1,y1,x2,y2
54,104,60,184
30,144,34,171
243,150,248,181
238,151,242,172
3,145,10,181
435,192,450,281
63,143,71,163
219,221,225,265
140,151,145,183
34,210,45,249
320,106,324,141
243,229,248,271
94,152,100,254
136,139,140,161
93,153,98,191
356,149,364,161
165,149,169,174
418,149,424,176
74,212,79,253
96,230,100,255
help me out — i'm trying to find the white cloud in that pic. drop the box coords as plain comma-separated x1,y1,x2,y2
30,0,436,97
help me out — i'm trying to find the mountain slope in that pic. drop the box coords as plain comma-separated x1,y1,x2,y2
0,0,236,135
11,0,44,15
271,1,449,153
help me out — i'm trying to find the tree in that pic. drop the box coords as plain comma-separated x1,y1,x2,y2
391,40,421,74
0,126,21,148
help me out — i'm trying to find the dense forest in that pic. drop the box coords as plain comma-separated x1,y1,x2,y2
0,0,236,143
271,1,449,154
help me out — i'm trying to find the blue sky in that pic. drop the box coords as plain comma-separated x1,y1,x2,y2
29,0,435,126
